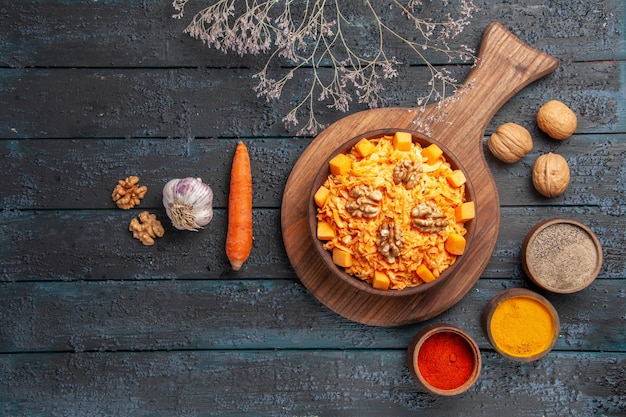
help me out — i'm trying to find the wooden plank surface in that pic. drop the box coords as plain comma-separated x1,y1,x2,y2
1,0,624,68
1,0,624,415
1,207,624,282
1,135,624,210
1,62,624,139
1,279,624,353
1,351,624,416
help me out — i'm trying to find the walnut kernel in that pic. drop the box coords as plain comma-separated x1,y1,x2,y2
377,221,404,263
393,159,422,189
112,176,148,209
346,185,382,218
129,211,165,246
411,201,449,233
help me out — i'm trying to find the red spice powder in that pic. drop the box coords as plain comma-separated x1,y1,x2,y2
417,331,475,390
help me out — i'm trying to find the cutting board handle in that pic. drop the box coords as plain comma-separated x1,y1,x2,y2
425,22,559,151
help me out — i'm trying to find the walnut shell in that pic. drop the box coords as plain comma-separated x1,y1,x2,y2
487,122,533,163
532,153,570,198
536,100,577,140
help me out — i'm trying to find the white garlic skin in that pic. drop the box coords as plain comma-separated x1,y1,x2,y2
162,177,214,231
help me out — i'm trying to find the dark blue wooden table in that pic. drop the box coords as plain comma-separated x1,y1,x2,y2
1,1,624,415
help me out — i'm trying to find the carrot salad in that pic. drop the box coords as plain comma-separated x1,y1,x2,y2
315,133,471,290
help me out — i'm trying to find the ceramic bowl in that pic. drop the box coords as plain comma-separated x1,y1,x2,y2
407,323,482,396
308,129,476,297
521,218,602,293
482,288,560,362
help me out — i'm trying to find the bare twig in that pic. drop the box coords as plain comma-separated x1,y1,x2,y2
173,0,478,135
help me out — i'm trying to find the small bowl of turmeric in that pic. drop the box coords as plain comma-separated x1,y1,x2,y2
407,323,482,396
482,288,560,362
309,129,475,296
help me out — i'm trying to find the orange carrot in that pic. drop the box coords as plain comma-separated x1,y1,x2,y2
226,141,253,271
415,264,437,283
445,233,466,256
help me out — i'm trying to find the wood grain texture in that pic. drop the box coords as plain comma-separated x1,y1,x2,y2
0,207,623,282
2,61,624,139
1,351,624,416
1,136,624,210
1,279,624,353
1,0,623,68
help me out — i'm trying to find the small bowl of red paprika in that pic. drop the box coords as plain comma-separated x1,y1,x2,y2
407,323,482,396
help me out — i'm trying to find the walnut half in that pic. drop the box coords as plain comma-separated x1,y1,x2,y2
393,159,422,189
112,176,147,209
346,185,383,218
377,221,404,263
129,211,165,246
411,201,449,233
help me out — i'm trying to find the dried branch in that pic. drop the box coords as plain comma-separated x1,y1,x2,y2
173,0,478,136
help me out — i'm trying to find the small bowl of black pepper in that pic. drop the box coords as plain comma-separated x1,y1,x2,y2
521,218,603,294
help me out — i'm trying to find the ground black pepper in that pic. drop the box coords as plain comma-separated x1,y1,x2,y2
526,223,599,291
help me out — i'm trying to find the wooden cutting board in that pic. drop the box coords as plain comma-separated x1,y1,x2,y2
281,22,559,327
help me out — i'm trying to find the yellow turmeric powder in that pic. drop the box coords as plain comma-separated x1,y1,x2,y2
489,296,556,358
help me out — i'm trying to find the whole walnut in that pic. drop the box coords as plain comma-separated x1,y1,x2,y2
536,100,577,140
487,122,533,163
532,153,570,198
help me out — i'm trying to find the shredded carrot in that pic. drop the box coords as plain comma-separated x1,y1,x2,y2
226,141,253,271
316,134,469,290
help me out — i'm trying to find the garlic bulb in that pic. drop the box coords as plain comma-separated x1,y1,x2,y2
162,177,213,231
